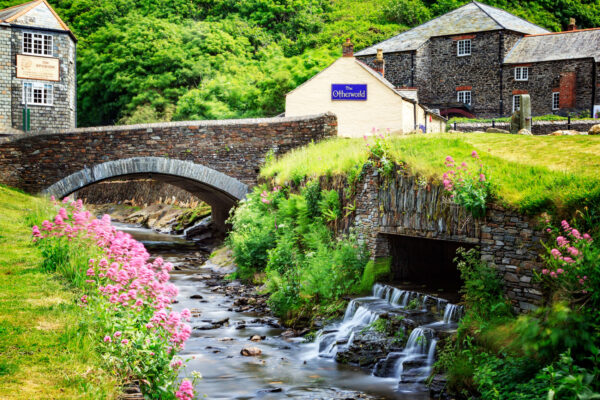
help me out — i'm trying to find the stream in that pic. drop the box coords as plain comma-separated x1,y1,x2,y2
114,222,444,400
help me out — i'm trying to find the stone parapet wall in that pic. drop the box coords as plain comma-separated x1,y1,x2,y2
452,119,599,134
0,113,337,194
352,167,545,313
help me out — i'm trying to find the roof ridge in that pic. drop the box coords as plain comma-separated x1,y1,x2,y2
472,1,505,30
525,27,600,37
0,0,38,15
355,1,478,55
472,1,550,33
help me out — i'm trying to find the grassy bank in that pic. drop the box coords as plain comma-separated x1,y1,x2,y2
0,185,117,399
262,133,600,217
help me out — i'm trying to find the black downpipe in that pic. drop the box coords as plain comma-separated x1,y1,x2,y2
411,52,415,87
498,31,504,117
413,102,417,130
592,61,597,117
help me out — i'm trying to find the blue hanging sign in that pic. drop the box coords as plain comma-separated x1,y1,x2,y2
331,84,367,101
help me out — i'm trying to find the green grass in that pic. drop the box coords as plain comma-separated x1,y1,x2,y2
0,185,118,399
262,133,600,216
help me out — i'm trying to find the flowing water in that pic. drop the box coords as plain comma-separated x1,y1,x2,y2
114,222,461,399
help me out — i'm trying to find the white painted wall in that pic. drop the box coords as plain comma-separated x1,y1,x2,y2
286,57,414,137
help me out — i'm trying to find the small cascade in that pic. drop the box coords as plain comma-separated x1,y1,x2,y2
442,303,464,324
311,282,462,389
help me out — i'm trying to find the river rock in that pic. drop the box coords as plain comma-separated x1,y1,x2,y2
517,128,532,135
250,335,264,342
588,124,600,135
241,346,262,356
335,331,399,368
486,127,509,134
190,294,203,299
551,129,583,136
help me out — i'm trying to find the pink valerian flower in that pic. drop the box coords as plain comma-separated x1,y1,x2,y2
557,268,564,274
542,269,549,275
121,339,129,345
479,173,486,182
556,236,569,247
114,331,122,338
176,380,194,400
471,150,479,159
80,295,88,304
170,359,183,369
550,271,557,278
583,233,592,243
550,248,561,259
567,246,579,257
103,335,112,343
260,191,270,204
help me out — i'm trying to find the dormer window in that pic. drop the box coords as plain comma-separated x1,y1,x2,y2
515,67,529,81
23,32,53,56
457,39,471,56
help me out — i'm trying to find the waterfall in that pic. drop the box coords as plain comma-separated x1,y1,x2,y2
442,303,464,324
310,282,462,387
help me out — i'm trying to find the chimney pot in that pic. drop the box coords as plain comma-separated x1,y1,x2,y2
373,48,385,76
567,18,577,31
342,38,354,57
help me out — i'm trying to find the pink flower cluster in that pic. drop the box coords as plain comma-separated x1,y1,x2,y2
176,380,194,400
33,197,194,397
541,220,594,294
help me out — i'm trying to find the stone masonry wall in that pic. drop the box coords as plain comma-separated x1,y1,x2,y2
356,51,414,88
0,27,11,129
0,113,337,194
420,31,505,117
503,59,595,116
453,119,599,135
353,167,544,313
10,28,76,131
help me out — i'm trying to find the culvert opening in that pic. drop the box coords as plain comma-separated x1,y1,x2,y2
385,234,475,302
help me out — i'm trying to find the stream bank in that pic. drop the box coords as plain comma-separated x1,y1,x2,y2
115,222,440,400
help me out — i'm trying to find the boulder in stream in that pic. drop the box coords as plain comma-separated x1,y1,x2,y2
241,346,262,356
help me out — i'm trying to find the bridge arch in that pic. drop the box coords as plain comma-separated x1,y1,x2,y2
44,157,249,232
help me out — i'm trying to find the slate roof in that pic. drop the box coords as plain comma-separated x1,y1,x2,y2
0,0,71,33
504,28,600,63
354,1,548,56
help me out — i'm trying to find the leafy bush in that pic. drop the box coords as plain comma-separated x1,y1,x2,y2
443,151,493,218
228,183,369,323
383,0,432,26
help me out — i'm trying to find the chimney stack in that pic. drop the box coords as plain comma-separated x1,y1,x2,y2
567,18,577,31
373,48,385,76
342,38,354,57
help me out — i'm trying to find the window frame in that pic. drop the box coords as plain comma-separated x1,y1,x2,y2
457,90,471,105
552,92,560,110
457,39,471,57
514,67,529,81
22,32,53,57
22,82,54,106
512,95,521,112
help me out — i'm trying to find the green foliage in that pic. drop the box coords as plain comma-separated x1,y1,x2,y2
2,0,595,125
383,0,432,26
358,257,391,293
228,184,369,323
455,248,511,324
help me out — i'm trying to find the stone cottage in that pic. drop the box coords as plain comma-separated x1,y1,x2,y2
285,40,446,137
355,1,600,119
0,0,76,132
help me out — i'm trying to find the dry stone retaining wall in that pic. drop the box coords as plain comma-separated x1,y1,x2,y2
352,167,544,313
452,119,599,135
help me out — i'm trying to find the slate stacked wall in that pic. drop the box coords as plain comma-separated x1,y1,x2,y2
352,167,544,313
0,113,337,194
0,27,11,129
10,29,76,131
358,52,414,88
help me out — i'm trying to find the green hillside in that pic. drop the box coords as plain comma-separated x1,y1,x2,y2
1,0,598,126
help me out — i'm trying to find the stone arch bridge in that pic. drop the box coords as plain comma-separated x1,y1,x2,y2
0,113,337,231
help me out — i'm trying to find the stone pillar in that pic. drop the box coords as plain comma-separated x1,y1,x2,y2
211,204,231,235
519,94,532,132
